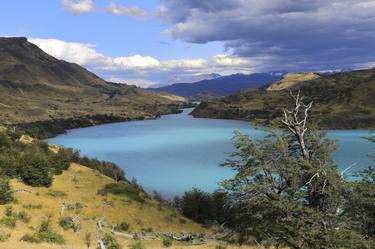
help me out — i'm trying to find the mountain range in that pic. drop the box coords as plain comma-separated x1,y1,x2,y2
0,37,185,137
151,72,283,97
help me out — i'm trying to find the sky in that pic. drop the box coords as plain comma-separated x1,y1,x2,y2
1,0,375,87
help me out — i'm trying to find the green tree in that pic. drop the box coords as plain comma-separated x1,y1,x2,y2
221,92,367,248
345,134,375,245
0,177,13,204
50,149,71,175
18,152,53,187
345,167,375,239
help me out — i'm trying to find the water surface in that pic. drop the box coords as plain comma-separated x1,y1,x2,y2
48,108,374,197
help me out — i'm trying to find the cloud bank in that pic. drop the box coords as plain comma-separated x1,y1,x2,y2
30,38,257,87
158,0,375,71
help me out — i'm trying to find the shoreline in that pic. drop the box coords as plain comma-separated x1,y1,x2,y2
12,104,190,139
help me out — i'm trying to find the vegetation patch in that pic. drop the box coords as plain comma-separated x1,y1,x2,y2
98,182,145,203
21,215,65,245
46,190,67,198
129,241,145,249
100,233,122,249
0,232,10,242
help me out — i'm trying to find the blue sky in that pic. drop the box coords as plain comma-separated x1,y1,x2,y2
1,0,375,87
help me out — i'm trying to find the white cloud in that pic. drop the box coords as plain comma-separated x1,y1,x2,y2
113,55,161,70
30,38,256,73
106,77,158,87
106,1,147,18
61,0,94,15
60,0,149,17
29,37,261,87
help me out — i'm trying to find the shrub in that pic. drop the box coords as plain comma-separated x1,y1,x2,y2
22,203,42,209
100,233,122,249
0,216,16,228
5,206,13,216
98,182,145,203
179,218,187,224
129,241,145,249
18,153,53,187
162,237,172,247
59,216,74,230
215,246,227,249
0,232,10,242
20,233,40,243
85,232,92,248
46,190,67,198
37,231,65,244
0,177,13,204
16,211,31,223
22,215,65,245
50,149,71,175
114,221,130,232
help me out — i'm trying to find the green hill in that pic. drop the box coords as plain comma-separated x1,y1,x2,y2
192,68,375,129
0,37,185,137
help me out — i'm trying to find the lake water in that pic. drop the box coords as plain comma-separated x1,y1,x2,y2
48,108,374,198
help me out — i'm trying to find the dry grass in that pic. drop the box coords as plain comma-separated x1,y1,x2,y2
267,73,321,91
0,163,258,249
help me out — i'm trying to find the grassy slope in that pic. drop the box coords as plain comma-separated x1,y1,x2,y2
192,69,375,129
0,37,185,133
0,163,257,249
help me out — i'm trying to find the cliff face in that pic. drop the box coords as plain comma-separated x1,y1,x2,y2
192,68,375,129
0,37,185,136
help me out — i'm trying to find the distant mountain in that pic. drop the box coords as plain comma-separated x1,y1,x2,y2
158,73,222,86
0,37,185,137
151,73,282,97
192,68,375,129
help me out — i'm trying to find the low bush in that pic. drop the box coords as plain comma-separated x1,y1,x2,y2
98,182,145,203
15,211,31,223
129,241,145,249
21,233,40,243
114,221,130,232
100,233,122,249
37,231,65,244
22,203,42,209
22,215,65,244
162,237,172,247
0,232,10,242
46,190,67,198
215,246,227,249
0,216,16,228
59,216,74,230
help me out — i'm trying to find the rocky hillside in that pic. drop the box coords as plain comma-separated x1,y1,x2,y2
0,37,185,137
192,68,375,129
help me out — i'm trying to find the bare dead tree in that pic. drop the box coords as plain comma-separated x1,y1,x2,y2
72,214,80,233
97,216,105,232
60,201,66,217
98,239,106,249
281,90,313,160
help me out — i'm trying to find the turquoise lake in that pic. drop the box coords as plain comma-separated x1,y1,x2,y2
48,108,375,198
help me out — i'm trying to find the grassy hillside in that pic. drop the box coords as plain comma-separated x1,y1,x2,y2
0,163,258,249
192,68,375,129
0,37,185,137
266,73,321,91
